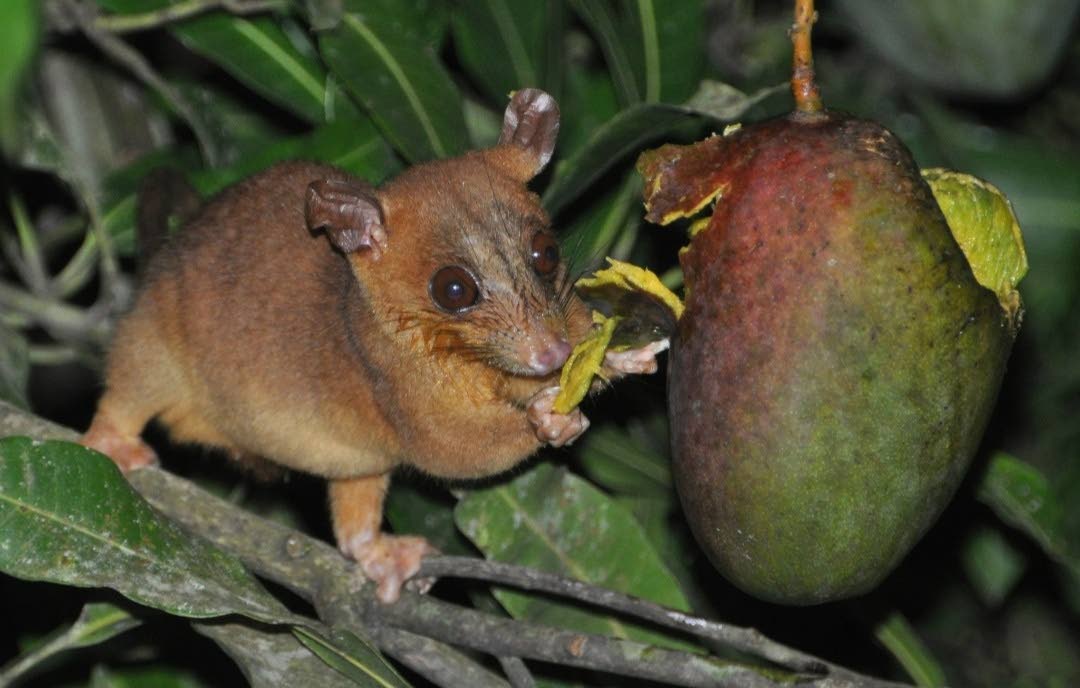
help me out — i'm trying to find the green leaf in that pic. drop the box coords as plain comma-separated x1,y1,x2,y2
452,1,552,105
455,463,696,650
196,621,372,688
191,117,401,195
0,603,141,686
544,84,776,217
83,665,205,688
98,1,351,124
319,0,467,162
835,0,1080,99
568,0,702,106
384,481,473,556
961,526,1026,608
0,0,38,155
577,423,671,497
0,325,30,410
978,453,1080,577
0,437,299,624
874,612,947,687
559,170,638,274
293,627,411,688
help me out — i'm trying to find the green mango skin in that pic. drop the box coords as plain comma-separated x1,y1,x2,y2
664,113,1014,605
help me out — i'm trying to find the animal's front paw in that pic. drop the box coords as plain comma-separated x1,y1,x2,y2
340,533,437,604
527,386,590,447
604,338,670,376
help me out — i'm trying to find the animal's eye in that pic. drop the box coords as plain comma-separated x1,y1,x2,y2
429,265,480,313
530,231,560,276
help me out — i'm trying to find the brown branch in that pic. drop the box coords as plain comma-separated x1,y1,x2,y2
0,401,910,688
790,0,824,114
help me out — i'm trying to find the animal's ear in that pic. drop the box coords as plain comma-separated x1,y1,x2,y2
497,88,560,180
305,179,388,260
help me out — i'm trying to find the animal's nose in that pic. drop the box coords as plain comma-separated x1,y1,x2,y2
529,338,571,375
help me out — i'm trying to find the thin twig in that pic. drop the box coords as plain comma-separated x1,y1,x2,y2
93,0,283,34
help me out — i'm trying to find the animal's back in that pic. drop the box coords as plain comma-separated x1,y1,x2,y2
104,161,395,475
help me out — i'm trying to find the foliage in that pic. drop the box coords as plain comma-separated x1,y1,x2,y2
1,1,1079,686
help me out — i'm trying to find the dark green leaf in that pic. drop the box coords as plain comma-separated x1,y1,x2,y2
0,603,141,686
98,1,352,123
319,0,467,162
568,0,702,106
567,0,642,106
0,0,38,155
101,118,400,256
293,627,411,688
960,526,1026,608
0,325,30,410
195,621,365,688
455,463,696,650
559,170,639,273
544,83,778,216
384,481,473,556
577,423,670,497
192,117,401,195
451,1,551,105
0,438,299,624
978,453,1080,576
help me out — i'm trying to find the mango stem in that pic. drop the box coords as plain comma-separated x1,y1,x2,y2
790,0,824,113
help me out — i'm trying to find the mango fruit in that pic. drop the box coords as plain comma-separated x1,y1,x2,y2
638,111,1020,604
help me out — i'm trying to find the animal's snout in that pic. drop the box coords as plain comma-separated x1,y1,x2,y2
528,337,571,376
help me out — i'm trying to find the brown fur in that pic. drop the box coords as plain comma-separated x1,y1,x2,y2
84,90,614,602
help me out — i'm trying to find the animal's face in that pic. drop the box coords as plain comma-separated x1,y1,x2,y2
372,154,584,379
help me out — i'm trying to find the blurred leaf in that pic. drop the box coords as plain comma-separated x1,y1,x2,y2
98,1,352,124
0,325,30,410
559,170,639,273
452,2,552,105
293,627,411,688
836,0,1080,99
35,50,170,194
961,526,1027,608
569,0,702,106
875,612,947,687
82,665,205,688
192,117,400,194
544,105,696,216
0,602,141,686
0,438,300,624
557,67,619,161
196,621,372,688
978,453,1080,577
0,0,37,154
101,118,400,256
455,463,696,650
577,423,671,498
319,0,467,162
384,481,473,556
544,83,776,216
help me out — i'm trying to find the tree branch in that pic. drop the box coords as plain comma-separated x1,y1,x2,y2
0,401,910,688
